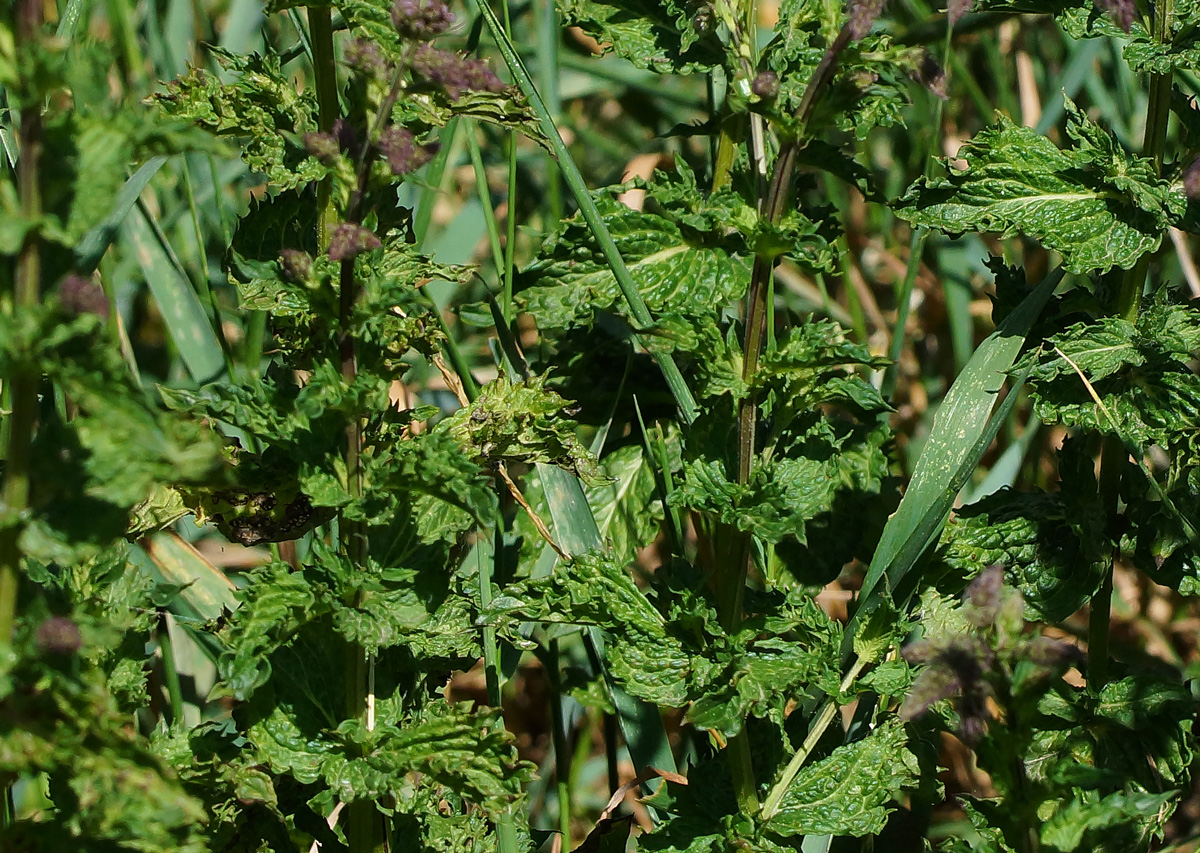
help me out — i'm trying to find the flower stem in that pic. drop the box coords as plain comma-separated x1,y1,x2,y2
1090,0,1173,692
0,0,45,648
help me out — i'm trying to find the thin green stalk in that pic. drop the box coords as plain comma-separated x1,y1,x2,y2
548,640,572,850
714,22,855,818
158,613,186,728
0,0,45,648
467,121,508,275
760,654,869,820
503,133,518,325
1089,0,1174,691
536,0,563,223
308,6,340,249
882,20,953,399
470,0,699,423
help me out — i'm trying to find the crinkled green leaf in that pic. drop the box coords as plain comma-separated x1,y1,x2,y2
517,193,751,330
219,561,318,701
764,719,920,837
443,373,601,482
323,704,534,813
896,100,1186,274
1027,309,1200,447
1059,5,1200,74
1041,788,1176,852
154,49,324,191
936,489,1107,622
557,0,723,73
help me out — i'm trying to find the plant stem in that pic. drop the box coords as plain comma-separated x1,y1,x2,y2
1089,0,1173,691
548,640,573,850
0,0,45,648
158,613,186,728
308,5,339,248
760,654,868,820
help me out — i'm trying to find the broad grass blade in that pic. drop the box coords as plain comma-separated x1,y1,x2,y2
124,204,227,383
74,156,167,275
140,531,238,622
850,267,1064,639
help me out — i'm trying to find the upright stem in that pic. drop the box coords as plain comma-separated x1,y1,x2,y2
308,6,339,248
548,640,573,850
1089,0,1173,690
0,0,45,647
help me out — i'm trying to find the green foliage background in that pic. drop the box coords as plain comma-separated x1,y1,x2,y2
1,0,1199,850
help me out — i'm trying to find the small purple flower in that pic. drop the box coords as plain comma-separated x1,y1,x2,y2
59,274,110,318
412,44,505,100
915,51,948,100
751,70,779,99
1096,0,1135,32
392,0,454,40
847,0,886,39
1185,156,1200,200
344,38,387,75
964,565,1004,629
328,223,382,261
279,249,314,282
378,126,439,176
947,0,973,25
304,131,340,165
36,616,82,655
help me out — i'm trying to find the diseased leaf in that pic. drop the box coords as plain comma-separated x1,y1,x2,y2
443,373,601,482
765,720,920,837
896,100,1185,273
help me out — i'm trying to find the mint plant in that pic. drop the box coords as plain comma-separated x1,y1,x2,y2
1,0,1198,849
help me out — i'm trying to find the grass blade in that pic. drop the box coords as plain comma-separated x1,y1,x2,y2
74,155,167,275
469,0,699,424
850,267,1064,637
124,203,227,383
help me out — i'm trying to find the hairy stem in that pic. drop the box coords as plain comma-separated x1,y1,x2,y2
1089,0,1174,690
0,0,45,648
308,6,340,249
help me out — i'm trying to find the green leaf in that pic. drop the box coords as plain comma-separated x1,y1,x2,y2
895,100,1185,274
1059,5,1200,75
936,488,1107,622
154,48,324,191
585,444,665,563
557,0,723,73
219,561,318,700
1041,788,1176,853
322,703,534,814
443,373,602,482
1027,310,1200,447
517,193,751,330
764,720,920,837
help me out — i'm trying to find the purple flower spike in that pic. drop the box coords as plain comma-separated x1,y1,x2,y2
60,274,110,318
948,0,973,25
392,0,454,40
304,131,340,165
329,223,382,261
412,44,505,101
280,249,314,283
1096,0,1135,32
378,126,439,176
1185,156,1200,200
847,0,886,39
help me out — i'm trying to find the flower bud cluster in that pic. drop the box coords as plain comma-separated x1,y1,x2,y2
59,274,110,318
411,43,506,101
379,126,439,176
847,0,885,40
392,0,454,40
1097,0,1135,32
329,223,383,261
